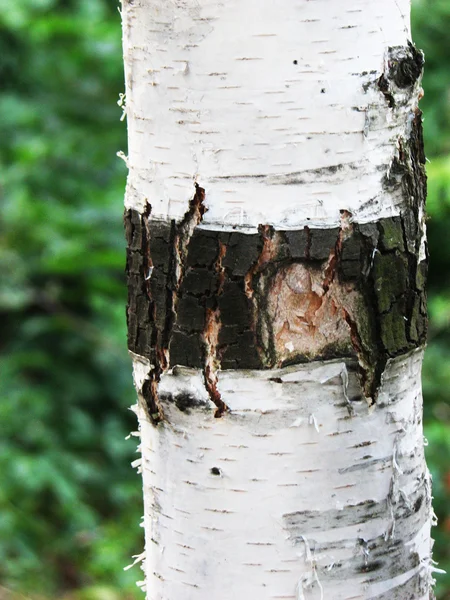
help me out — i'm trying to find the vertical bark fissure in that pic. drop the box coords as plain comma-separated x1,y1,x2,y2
203,240,228,417
159,218,177,370
401,109,428,348
124,202,164,422
163,183,207,367
244,225,280,368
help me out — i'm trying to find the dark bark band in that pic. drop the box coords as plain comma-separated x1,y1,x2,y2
125,212,426,398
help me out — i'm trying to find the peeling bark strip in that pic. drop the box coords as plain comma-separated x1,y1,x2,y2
202,241,228,417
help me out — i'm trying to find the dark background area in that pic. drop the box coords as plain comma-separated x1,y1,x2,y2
0,1,449,598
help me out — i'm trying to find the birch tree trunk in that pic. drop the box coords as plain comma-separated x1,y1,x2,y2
121,1,435,598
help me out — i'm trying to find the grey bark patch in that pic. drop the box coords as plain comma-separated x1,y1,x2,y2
358,223,379,247
313,536,424,588
284,470,429,536
338,456,391,474
283,480,430,588
159,391,210,413
284,499,386,534
371,570,429,599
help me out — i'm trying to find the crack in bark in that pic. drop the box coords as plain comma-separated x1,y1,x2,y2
341,308,378,403
324,212,381,401
244,224,277,299
203,241,228,417
163,182,207,368
123,202,165,422
244,225,281,367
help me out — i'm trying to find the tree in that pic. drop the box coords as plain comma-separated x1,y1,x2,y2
121,1,435,597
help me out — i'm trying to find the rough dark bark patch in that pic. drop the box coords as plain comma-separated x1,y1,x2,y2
378,42,424,108
387,42,424,90
125,209,427,403
124,184,207,421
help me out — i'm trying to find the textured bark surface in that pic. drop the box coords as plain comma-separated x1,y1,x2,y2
125,106,427,408
134,351,433,600
126,210,428,403
121,0,434,598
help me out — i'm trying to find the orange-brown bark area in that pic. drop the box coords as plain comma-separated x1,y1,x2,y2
203,241,228,417
267,262,357,363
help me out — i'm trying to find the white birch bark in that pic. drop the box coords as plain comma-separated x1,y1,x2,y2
120,1,434,598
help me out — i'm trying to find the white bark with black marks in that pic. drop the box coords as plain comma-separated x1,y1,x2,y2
121,0,418,230
121,0,434,598
134,351,432,599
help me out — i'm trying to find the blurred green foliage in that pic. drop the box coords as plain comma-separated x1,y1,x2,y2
414,1,450,596
0,0,141,598
0,0,449,598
